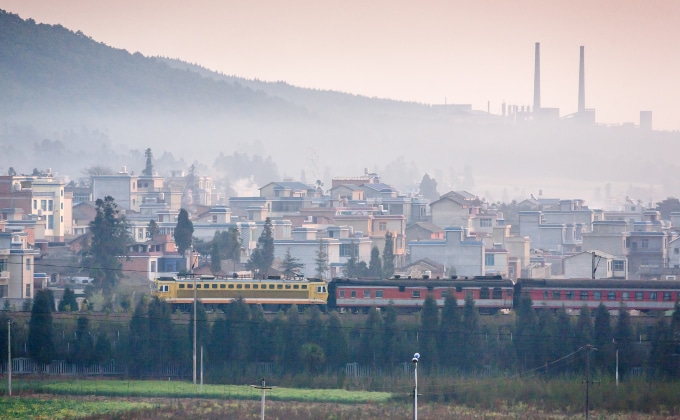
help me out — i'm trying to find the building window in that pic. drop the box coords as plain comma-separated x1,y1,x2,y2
47,215,54,230
33,200,37,210
480,218,492,227
641,239,649,249
412,290,421,298
376,290,383,298
613,260,625,271
41,200,47,211
25,284,31,298
150,261,157,272
675,248,680,255
26,258,31,269
363,290,371,298
379,222,387,231
0,260,5,271
485,254,495,266
138,230,144,239
0,285,6,298
48,200,53,211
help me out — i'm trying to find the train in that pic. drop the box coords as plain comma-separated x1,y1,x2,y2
152,274,329,312
328,276,680,314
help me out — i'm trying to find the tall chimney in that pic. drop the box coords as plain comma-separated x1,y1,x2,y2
533,42,541,112
578,46,585,113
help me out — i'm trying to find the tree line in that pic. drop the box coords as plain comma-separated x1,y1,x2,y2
3,288,680,380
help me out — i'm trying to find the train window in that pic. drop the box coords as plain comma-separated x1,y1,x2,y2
552,291,561,300
664,292,672,301
253,284,259,289
412,290,421,298
607,291,616,300
363,290,371,298
593,291,602,300
622,291,630,300
285,285,291,289
220,284,226,289
456,286,463,293
196,284,201,289
302,285,307,289
543,291,549,299
580,291,589,300
399,286,405,292
179,284,185,289
376,290,383,298
427,286,434,292
340,290,345,298
351,290,356,298
635,292,644,301
237,284,242,289
506,290,513,297
245,284,251,289
565,291,574,300
465,291,473,299
277,285,283,289
293,285,299,289
649,292,658,300
212,284,218,289
480,287,490,299
228,284,234,289
492,288,502,299
441,290,448,298
188,284,193,289
269,285,275,289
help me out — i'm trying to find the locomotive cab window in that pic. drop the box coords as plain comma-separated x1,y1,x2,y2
412,290,421,298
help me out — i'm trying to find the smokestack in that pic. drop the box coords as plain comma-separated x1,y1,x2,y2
533,42,541,112
578,46,585,113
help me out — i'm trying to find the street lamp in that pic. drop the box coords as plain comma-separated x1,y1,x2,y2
412,352,420,420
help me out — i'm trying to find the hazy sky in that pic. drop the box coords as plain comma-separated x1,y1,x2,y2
2,0,679,130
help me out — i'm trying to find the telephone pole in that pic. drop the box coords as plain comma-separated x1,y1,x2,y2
583,344,599,420
7,320,11,396
250,378,274,420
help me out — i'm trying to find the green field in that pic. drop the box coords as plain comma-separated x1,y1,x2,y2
0,396,153,420
1,378,392,404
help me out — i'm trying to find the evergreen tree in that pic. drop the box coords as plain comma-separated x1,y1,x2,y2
70,315,95,365
514,295,539,370
83,196,131,295
210,240,221,274
614,304,636,378
246,217,274,277
382,231,395,278
368,246,382,278
128,296,150,375
537,307,559,370
419,173,440,201
324,311,348,368
555,307,574,373
228,298,251,363
147,219,160,240
284,305,304,369
439,292,461,369
574,305,593,371
360,307,382,367
224,227,241,272
593,303,614,373
27,289,55,364
314,240,329,280
381,303,401,366
58,287,78,312
281,248,304,279
174,208,194,257
461,294,481,370
420,295,440,366
650,317,673,376
249,305,270,362
93,330,112,364
305,305,324,345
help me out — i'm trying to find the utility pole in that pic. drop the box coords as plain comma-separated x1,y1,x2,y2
412,352,420,420
191,245,197,385
250,378,274,420
583,344,599,420
7,320,11,396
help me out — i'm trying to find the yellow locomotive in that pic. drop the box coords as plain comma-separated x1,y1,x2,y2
152,274,329,312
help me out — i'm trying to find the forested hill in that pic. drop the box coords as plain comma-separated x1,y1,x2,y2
0,9,297,117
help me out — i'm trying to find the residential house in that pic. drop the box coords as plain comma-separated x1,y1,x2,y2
409,227,485,277
429,191,479,230
563,250,627,279
0,230,39,305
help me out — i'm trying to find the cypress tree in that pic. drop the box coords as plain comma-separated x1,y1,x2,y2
58,287,79,312
382,231,395,278
174,208,194,257
439,292,461,369
368,246,382,278
420,295,440,366
28,289,55,365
